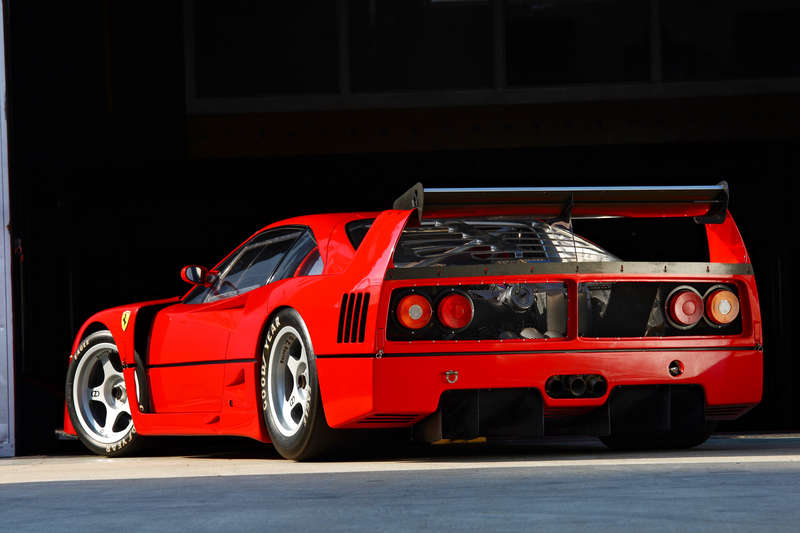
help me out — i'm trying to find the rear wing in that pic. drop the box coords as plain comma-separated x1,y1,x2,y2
393,182,729,225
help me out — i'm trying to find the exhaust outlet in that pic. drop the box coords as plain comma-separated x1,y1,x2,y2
562,375,586,397
585,375,607,397
545,376,565,398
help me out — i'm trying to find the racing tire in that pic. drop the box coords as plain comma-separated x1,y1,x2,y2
261,309,336,461
66,330,144,457
599,422,716,451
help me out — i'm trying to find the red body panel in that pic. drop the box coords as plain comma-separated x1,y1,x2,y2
64,205,763,445
706,215,749,263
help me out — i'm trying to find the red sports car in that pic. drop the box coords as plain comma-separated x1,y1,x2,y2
62,183,762,460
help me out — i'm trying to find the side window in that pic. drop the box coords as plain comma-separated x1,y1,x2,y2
271,230,324,282
207,229,301,301
182,228,301,304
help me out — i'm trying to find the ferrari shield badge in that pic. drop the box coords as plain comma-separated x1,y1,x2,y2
121,311,131,332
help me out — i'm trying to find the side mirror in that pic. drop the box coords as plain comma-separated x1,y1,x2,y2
181,265,208,285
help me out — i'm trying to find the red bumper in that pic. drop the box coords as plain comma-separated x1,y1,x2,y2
317,348,763,429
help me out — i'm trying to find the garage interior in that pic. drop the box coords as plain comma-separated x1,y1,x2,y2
3,0,799,454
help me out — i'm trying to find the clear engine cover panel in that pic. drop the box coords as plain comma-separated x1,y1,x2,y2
393,219,618,268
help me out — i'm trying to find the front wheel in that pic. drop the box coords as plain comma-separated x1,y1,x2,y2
261,309,334,460
66,330,144,456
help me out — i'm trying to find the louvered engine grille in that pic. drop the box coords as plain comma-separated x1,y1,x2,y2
337,292,370,343
705,405,751,419
357,414,419,424
394,220,617,268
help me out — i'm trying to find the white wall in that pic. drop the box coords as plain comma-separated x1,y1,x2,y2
0,3,15,457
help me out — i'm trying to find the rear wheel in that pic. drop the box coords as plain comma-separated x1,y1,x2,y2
66,330,144,456
261,309,334,460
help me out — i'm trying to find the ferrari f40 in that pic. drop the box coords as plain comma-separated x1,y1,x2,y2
62,183,762,459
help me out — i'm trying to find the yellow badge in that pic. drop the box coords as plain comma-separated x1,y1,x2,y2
121,311,131,332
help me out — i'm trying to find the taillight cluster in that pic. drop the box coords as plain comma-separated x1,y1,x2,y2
666,284,740,330
395,289,474,333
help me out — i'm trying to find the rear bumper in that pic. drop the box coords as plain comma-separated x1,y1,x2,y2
316,348,762,429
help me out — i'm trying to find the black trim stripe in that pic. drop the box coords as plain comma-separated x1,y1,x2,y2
146,358,257,369
386,262,753,280
319,346,760,358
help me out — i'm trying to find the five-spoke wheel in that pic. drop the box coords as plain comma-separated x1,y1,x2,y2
266,325,311,437
66,330,142,456
261,309,332,460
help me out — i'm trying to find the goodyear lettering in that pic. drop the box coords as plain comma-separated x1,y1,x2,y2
260,315,282,413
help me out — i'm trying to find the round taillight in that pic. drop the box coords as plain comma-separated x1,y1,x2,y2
705,288,740,325
396,293,432,330
666,286,704,329
437,291,474,332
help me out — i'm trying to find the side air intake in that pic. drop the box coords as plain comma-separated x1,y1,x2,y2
337,292,370,343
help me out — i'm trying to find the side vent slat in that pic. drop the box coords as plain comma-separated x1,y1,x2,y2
350,293,363,343
343,293,356,343
337,293,349,343
358,293,370,343
337,292,370,344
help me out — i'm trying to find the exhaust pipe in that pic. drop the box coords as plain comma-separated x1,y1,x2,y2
585,375,607,397
561,375,586,397
545,376,565,398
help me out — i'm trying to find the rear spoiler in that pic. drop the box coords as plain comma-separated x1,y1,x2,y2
393,182,729,225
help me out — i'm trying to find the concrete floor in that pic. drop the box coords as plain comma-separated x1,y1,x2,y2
2,434,799,531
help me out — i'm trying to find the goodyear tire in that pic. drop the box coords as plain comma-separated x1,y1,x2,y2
66,330,144,456
261,309,334,460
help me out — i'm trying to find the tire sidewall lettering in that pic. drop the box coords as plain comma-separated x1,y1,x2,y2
261,317,275,412
67,330,140,457
260,311,315,452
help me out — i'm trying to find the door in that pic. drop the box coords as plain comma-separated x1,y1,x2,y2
147,228,302,412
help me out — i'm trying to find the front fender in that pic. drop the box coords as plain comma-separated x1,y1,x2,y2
63,297,180,436
69,297,180,364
